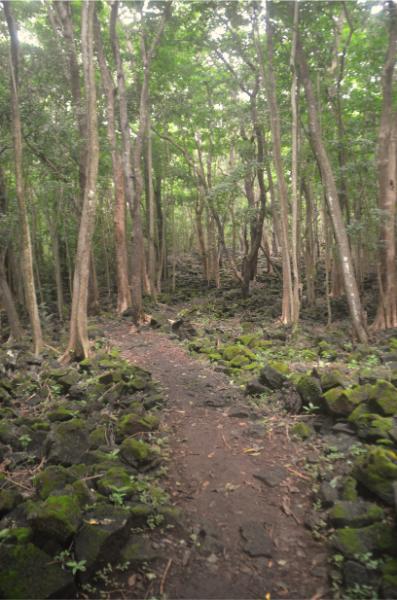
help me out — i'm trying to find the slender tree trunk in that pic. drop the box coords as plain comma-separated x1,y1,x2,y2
373,3,397,330
94,14,131,313
3,1,43,354
0,251,23,341
302,179,316,306
296,33,368,343
61,0,99,361
146,115,157,296
256,5,294,324
290,1,301,323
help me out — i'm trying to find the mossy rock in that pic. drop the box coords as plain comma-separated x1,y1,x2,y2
332,522,397,558
207,353,222,362
0,488,23,516
47,405,77,423
268,360,290,375
27,494,82,544
222,344,256,362
341,477,358,502
359,367,391,385
382,559,397,599
120,534,158,563
0,526,32,544
328,501,384,528
320,369,348,392
323,385,368,417
74,504,130,577
0,543,74,599
119,438,156,468
291,422,314,440
296,375,322,406
88,426,108,448
34,466,76,499
31,421,51,432
236,333,261,348
0,421,18,447
259,363,288,390
369,380,397,416
46,418,90,466
349,412,393,442
96,467,138,498
354,446,397,505
116,413,160,440
229,355,250,368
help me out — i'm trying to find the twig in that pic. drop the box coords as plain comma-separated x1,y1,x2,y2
3,476,32,492
286,466,310,481
221,432,231,450
44,343,61,355
160,558,173,596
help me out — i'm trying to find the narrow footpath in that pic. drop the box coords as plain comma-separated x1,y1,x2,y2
107,322,329,599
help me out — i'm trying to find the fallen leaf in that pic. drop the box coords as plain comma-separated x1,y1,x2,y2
128,574,137,587
243,447,264,455
224,482,240,492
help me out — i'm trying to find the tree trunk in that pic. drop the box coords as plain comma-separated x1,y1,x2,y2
145,115,157,296
61,0,99,361
296,33,368,343
373,3,397,330
94,14,131,314
3,1,43,354
256,5,294,324
290,1,301,323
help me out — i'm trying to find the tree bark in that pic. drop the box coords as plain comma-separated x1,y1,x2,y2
373,3,397,330
256,4,295,324
61,0,99,361
296,33,368,343
94,12,131,314
3,1,43,354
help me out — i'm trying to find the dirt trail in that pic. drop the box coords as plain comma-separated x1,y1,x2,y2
107,322,329,599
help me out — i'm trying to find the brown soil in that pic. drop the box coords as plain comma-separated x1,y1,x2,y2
107,322,330,600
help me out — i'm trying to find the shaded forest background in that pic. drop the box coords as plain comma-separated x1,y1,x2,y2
1,0,397,357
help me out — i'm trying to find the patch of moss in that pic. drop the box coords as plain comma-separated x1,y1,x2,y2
341,477,358,502
291,422,314,440
47,406,76,422
320,369,348,391
296,375,322,406
27,494,82,544
34,465,75,499
354,446,397,504
333,522,397,558
329,501,384,528
120,438,155,467
229,355,250,368
382,559,397,595
369,380,397,416
117,414,159,439
96,467,138,498
268,360,290,375
222,344,256,362
323,385,368,416
0,543,73,599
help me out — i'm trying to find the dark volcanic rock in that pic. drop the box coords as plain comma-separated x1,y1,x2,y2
259,364,287,390
253,466,287,488
239,522,274,557
0,543,74,599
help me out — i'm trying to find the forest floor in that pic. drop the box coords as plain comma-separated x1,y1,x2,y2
105,319,329,599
